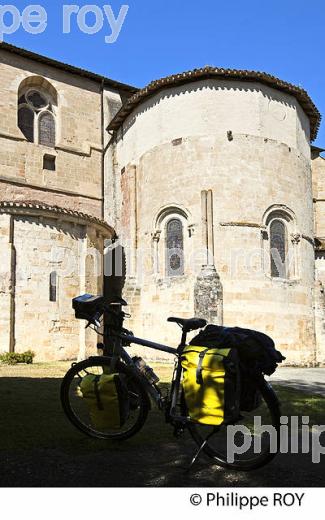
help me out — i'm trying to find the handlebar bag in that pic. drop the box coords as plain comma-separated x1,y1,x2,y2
181,346,240,426
77,373,130,430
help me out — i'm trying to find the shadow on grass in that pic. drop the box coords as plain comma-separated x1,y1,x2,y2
271,379,325,396
0,378,324,487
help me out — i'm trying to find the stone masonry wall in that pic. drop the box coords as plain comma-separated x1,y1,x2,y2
312,152,325,365
0,47,103,218
106,79,317,364
0,211,109,361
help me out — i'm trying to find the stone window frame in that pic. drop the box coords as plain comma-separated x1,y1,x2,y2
18,79,58,148
152,205,192,279
261,205,300,281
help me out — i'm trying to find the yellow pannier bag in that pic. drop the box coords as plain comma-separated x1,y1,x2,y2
181,346,240,426
78,373,129,430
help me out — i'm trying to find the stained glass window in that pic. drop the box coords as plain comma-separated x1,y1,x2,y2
166,218,184,276
39,112,56,148
18,106,34,142
270,220,287,278
18,87,56,147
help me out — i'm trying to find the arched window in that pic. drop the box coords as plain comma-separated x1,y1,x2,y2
39,112,56,147
166,218,184,276
18,82,57,148
270,219,287,278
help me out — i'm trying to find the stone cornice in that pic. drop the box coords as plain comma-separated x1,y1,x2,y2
220,221,265,228
0,200,115,236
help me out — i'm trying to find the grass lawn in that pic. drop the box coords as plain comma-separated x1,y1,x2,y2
0,361,324,487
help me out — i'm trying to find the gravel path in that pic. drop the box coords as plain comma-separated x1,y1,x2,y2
269,368,325,396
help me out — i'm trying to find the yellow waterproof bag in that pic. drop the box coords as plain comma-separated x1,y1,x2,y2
181,346,240,426
78,373,129,430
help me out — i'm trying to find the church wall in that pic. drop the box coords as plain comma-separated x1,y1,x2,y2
114,79,310,172
13,215,84,360
107,79,317,364
312,153,325,365
0,46,321,365
0,209,110,361
0,214,14,350
312,155,325,237
0,47,125,361
0,48,103,218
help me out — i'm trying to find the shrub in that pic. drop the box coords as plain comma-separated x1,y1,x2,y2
0,350,36,365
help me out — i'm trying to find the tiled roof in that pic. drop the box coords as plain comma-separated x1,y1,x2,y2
0,200,115,235
0,42,137,93
107,66,321,141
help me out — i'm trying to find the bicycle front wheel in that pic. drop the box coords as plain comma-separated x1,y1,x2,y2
188,377,281,471
61,357,150,440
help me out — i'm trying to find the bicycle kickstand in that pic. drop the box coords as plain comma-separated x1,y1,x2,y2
186,430,215,473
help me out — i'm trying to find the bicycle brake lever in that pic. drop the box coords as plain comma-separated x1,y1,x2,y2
85,319,101,329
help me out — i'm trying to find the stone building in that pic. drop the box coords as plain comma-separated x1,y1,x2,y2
1,42,325,365
0,42,134,360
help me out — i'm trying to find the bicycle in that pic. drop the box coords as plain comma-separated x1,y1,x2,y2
60,294,281,471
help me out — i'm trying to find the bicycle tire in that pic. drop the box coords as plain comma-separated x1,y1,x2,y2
61,357,150,440
188,377,281,471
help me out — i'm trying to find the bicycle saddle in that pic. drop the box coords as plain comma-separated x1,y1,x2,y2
167,316,207,332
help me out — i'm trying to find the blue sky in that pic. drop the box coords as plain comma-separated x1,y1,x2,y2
3,0,325,145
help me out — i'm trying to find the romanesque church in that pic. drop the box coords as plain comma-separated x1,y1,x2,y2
1,42,324,365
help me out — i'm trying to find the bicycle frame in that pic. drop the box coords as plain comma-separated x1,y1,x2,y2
123,333,187,420
99,318,189,425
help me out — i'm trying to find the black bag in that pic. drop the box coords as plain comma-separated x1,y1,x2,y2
190,325,285,376
239,371,262,412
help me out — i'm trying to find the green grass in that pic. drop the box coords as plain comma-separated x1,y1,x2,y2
274,386,325,427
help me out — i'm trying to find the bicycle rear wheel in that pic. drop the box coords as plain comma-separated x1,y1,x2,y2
61,357,150,440
188,377,281,471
